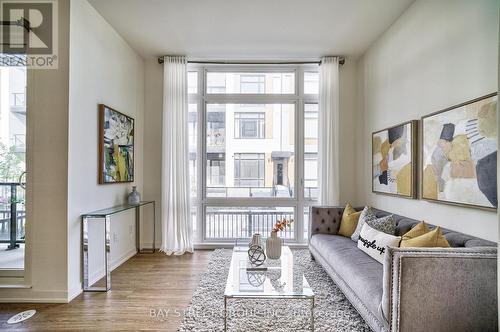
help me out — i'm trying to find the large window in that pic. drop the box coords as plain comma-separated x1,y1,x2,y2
189,65,319,244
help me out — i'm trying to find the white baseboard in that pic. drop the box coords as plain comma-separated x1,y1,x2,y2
0,289,69,303
88,247,137,286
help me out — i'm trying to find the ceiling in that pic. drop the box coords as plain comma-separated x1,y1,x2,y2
88,0,415,60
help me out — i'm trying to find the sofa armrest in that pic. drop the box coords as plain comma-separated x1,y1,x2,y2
382,246,497,332
309,206,344,240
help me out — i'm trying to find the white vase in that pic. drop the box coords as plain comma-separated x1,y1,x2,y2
128,186,141,205
266,231,282,259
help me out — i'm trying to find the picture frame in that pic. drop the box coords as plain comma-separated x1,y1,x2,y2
372,120,418,198
98,104,135,184
420,93,497,210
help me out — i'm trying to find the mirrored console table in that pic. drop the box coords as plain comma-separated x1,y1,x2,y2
81,201,155,292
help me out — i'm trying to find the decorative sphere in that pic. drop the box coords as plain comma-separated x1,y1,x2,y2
247,245,266,266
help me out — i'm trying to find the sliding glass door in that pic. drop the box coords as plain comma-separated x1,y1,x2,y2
188,65,319,244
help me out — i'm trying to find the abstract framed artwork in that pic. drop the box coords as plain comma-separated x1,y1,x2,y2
421,93,497,210
99,104,135,184
372,120,417,198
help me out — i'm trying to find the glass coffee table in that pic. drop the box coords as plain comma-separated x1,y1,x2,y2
224,246,315,331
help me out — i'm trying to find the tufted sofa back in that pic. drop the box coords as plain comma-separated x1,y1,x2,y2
310,206,496,248
310,206,344,235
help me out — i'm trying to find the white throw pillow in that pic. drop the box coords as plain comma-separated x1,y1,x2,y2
357,223,401,264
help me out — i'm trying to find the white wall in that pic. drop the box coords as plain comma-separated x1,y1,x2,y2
67,0,144,299
356,0,498,241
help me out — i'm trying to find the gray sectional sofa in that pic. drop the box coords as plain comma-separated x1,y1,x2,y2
308,206,497,332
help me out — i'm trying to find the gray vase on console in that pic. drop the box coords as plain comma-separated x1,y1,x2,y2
128,186,141,205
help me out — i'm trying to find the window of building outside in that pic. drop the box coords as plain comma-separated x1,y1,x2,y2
188,65,319,244
234,153,265,187
207,156,225,186
234,112,265,139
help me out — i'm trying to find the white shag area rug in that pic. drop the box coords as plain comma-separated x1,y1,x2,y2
178,249,372,331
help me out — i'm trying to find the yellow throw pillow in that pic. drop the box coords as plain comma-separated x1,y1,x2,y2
402,221,430,241
400,226,450,248
338,204,362,237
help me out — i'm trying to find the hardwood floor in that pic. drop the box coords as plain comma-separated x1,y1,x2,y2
0,250,213,331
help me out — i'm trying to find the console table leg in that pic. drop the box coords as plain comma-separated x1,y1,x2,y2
137,202,156,253
105,216,111,291
152,201,156,252
136,206,140,253
82,216,89,291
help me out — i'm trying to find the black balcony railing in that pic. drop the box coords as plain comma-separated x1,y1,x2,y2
0,182,26,249
205,209,294,240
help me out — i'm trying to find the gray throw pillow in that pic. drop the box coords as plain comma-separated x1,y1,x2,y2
351,206,377,242
367,214,396,235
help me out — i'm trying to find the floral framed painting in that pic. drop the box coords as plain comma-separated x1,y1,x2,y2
421,93,497,210
372,120,418,198
99,104,135,184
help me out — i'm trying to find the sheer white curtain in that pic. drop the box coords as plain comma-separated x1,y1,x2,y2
318,56,340,206
161,56,193,255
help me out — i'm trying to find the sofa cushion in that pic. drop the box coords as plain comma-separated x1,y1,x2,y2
358,224,401,263
367,214,396,235
400,226,450,248
310,234,384,320
351,206,378,241
401,221,430,241
339,204,361,237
